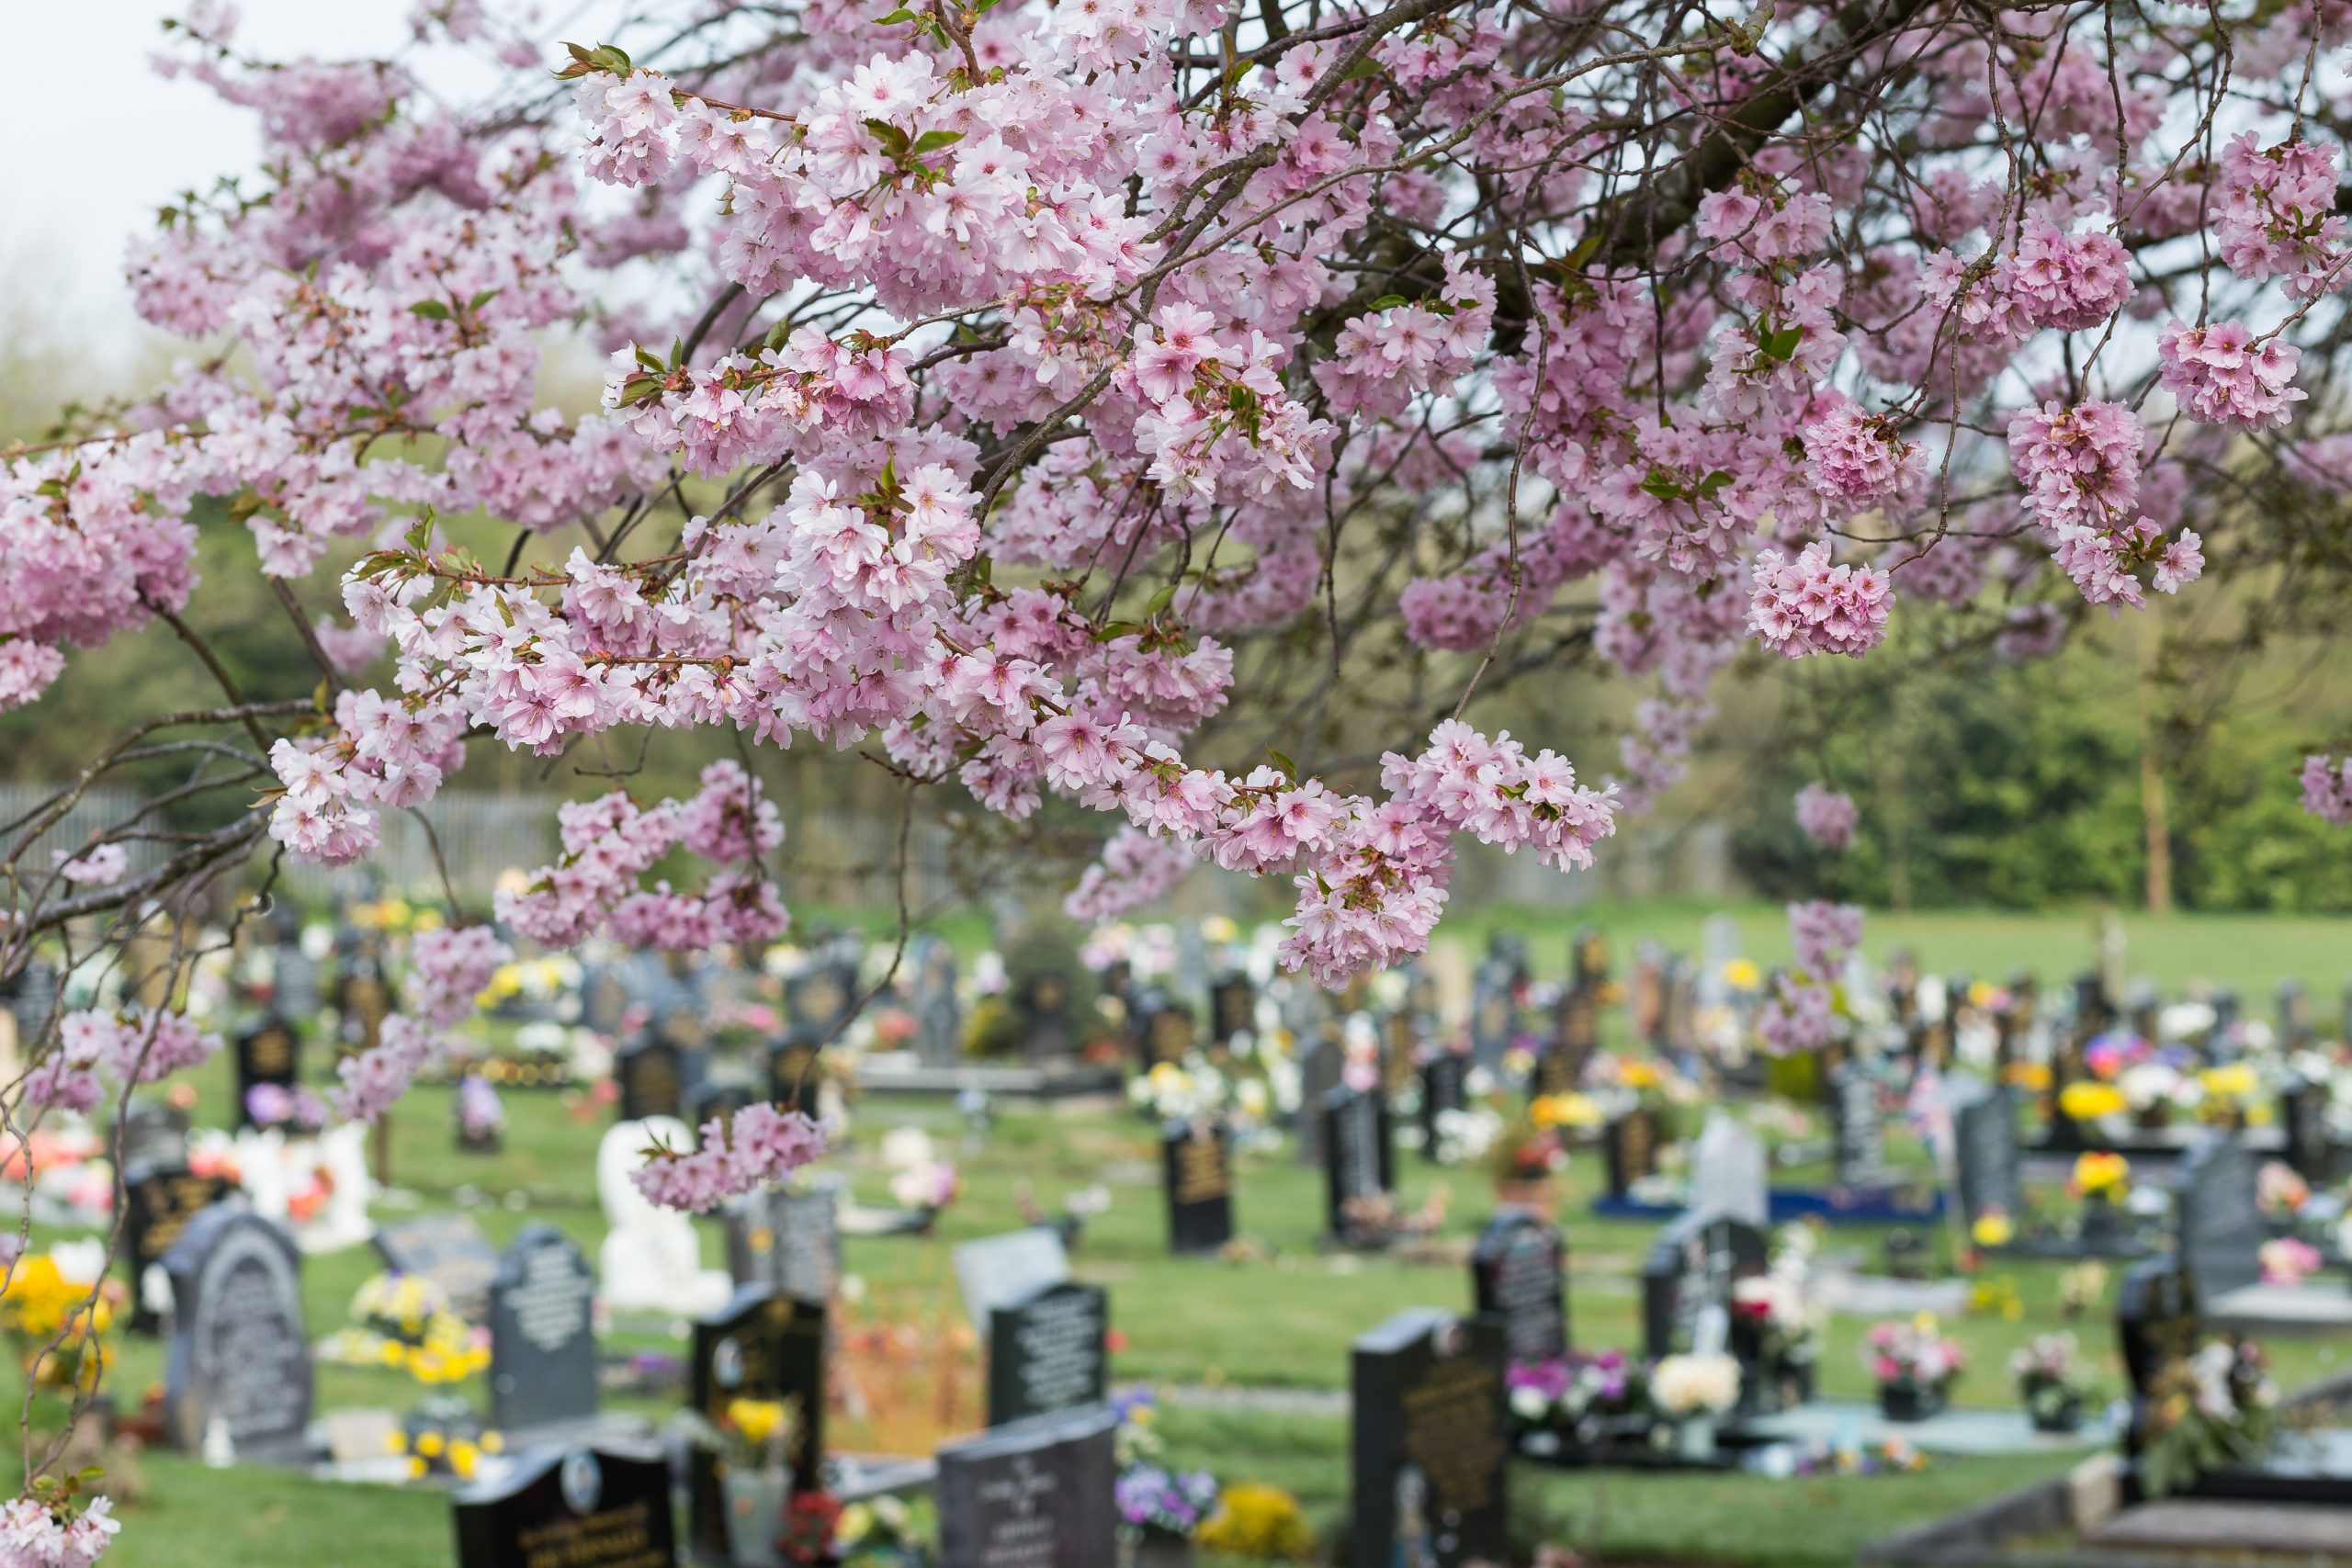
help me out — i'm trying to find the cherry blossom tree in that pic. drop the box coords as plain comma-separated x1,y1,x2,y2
5,0,2352,1539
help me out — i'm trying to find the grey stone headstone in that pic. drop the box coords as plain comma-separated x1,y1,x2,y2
935,1405,1118,1568
373,1213,502,1325
1690,1111,1770,1229
2177,1134,2263,1300
1830,1066,1886,1187
1951,1084,2021,1227
726,1185,842,1303
162,1206,312,1461
911,936,963,1066
1295,1030,1343,1168
487,1224,599,1435
954,1229,1071,1334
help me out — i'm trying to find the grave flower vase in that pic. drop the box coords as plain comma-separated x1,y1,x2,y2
1878,1381,1944,1423
721,1464,793,1568
1675,1416,1718,1462
2027,1387,2084,1434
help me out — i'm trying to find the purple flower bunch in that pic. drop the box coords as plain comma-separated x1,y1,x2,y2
1114,1465,1219,1535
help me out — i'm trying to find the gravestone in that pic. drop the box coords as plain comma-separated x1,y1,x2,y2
1951,1084,2022,1230
1640,1211,1770,1364
685,1076,753,1136
1322,1087,1395,1243
120,1098,191,1169
767,1033,823,1118
1688,1111,1770,1229
162,1206,313,1461
1419,1052,1469,1163
581,963,632,1038
1467,963,1516,1068
1141,1002,1196,1069
2279,1077,2336,1183
934,1406,1119,1568
2278,979,2312,1049
955,1229,1072,1333
373,1213,502,1325
1548,985,1600,1092
1350,1309,1510,1568
9,956,59,1049
232,1013,300,1129
273,940,320,1025
786,962,857,1040
1161,1120,1235,1255
687,1287,828,1560
1211,974,1255,1043
2117,1258,2204,1466
987,1281,1109,1427
614,1034,688,1123
1830,1066,1886,1186
1631,947,1668,1047
452,1442,673,1568
337,953,395,1055
2176,1134,2263,1300
1295,1028,1344,1168
910,937,963,1066
120,1160,232,1335
487,1224,600,1436
1601,1106,1661,1199
726,1185,842,1303
1471,1210,1567,1364
1016,972,1077,1060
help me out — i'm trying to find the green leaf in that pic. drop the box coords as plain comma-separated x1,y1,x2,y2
874,6,917,20
911,129,965,153
1368,294,1410,311
1268,749,1297,782
1145,582,1179,617
408,299,451,321
864,118,912,156
1695,469,1734,500
467,288,501,312
1638,468,1683,502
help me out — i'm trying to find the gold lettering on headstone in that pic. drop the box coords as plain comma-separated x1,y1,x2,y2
514,1500,666,1568
1173,1137,1228,1205
1400,1359,1506,1515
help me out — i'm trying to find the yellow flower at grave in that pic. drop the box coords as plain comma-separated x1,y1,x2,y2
1198,1483,1315,1562
1532,1093,1600,1131
385,1431,409,1455
727,1398,790,1447
414,1431,446,1459
2005,1062,2052,1092
2199,1064,2257,1103
1620,1060,1662,1090
407,1457,428,1481
448,1439,481,1479
2059,1082,2126,1121
1970,1210,2016,1248
1724,959,1761,991
2072,1151,2131,1200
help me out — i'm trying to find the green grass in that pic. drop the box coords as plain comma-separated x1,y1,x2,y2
41,901,2352,1566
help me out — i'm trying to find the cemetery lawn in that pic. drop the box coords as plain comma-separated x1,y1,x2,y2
52,901,2352,1568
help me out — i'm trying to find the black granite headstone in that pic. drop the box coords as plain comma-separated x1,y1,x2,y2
934,1405,1118,1568
1016,972,1076,1060
1471,1210,1568,1364
374,1213,502,1325
1467,964,1516,1069
687,1286,827,1560
487,1224,600,1435
786,962,858,1041
1322,1087,1395,1242
2280,1077,2336,1183
1418,1053,1469,1163
1295,1030,1343,1168
1602,1107,1660,1199
615,1034,688,1122
120,1160,232,1335
232,1013,300,1128
1349,1309,1510,1568
766,1033,824,1119
162,1206,313,1461
1211,974,1255,1043
986,1281,1108,1427
1141,1003,1196,1069
1640,1211,1769,1364
1161,1120,1235,1255
452,1442,673,1568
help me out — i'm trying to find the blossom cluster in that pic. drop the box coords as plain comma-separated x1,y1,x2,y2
630,1105,831,1212
1793,784,1859,851
21,1010,220,1115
